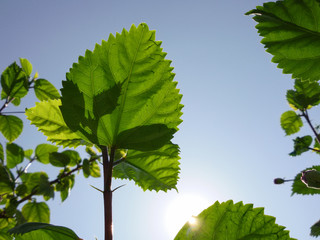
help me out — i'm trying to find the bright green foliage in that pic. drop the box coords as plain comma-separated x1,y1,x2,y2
1,62,28,101
56,173,75,202
19,58,32,77
35,144,58,164
8,222,80,240
175,200,295,240
292,166,320,195
0,115,23,143
286,79,320,110
60,23,183,150
34,79,60,101
21,202,50,223
289,135,312,156
246,0,320,81
280,111,303,135
82,159,101,178
6,143,24,169
113,143,180,192
25,99,87,148
311,220,320,237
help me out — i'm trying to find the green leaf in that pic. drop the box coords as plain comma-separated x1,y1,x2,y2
56,174,75,202
0,143,4,164
60,23,183,150
49,152,70,167
34,79,60,101
0,165,14,195
60,150,81,167
82,159,100,178
82,159,90,178
113,143,180,191
246,0,320,81
35,143,58,164
19,58,32,76
22,202,50,223
8,222,80,240
23,149,33,160
289,135,312,156
21,172,52,197
280,110,303,135
0,115,23,142
1,62,28,100
26,99,87,148
6,143,24,169
174,200,295,240
311,220,320,237
292,166,320,195
286,79,320,110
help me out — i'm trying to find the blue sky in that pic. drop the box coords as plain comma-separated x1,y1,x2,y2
1,0,318,239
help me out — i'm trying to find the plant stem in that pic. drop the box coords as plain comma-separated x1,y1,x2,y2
302,110,320,144
102,146,114,240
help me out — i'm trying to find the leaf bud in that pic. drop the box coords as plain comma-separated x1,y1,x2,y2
274,178,285,184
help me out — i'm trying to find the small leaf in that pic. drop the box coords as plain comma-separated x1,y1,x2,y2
21,172,51,196
34,79,60,101
22,201,50,223
8,222,80,240
0,165,14,194
56,174,75,202
174,200,295,240
1,62,28,100
286,79,320,110
19,58,32,76
82,159,90,178
280,111,303,135
311,220,320,237
24,149,33,160
292,166,320,195
35,143,58,164
289,135,312,156
89,161,100,178
49,152,70,167
26,99,86,148
60,150,81,167
6,143,24,169
0,115,23,142
113,143,180,192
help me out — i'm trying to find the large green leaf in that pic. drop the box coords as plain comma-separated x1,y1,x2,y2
1,62,28,101
8,222,80,240
280,110,303,135
175,200,295,240
0,115,23,142
113,143,180,192
286,79,320,110
6,143,24,169
34,79,60,101
292,165,320,195
246,0,320,81
25,99,87,148
21,202,50,223
60,23,183,150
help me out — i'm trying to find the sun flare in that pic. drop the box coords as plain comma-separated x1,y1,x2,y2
165,194,210,238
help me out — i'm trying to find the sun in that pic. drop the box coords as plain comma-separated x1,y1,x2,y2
164,194,210,238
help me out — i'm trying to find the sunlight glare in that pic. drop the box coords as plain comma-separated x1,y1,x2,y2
165,194,210,238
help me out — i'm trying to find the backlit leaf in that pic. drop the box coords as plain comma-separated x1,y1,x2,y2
8,222,80,240
21,202,49,223
19,58,32,76
49,152,70,167
292,165,320,195
113,143,180,192
34,79,60,101
1,62,28,100
175,200,295,240
6,143,24,169
35,144,58,164
25,99,87,148
0,115,23,142
247,0,320,81
60,23,183,150
289,135,312,156
280,111,302,135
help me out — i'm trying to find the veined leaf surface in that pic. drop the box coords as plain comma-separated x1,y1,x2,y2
175,200,295,240
247,0,320,81
60,23,183,150
113,143,180,192
0,115,23,142
25,99,87,148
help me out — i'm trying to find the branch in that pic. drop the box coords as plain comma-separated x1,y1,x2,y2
302,110,320,144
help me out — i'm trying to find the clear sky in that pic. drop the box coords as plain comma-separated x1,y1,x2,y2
1,0,318,239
